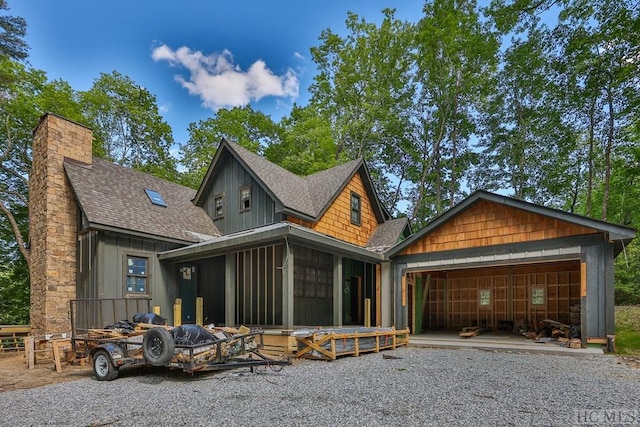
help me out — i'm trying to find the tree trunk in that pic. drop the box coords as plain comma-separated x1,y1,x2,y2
602,82,614,221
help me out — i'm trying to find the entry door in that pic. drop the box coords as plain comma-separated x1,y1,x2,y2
178,264,197,324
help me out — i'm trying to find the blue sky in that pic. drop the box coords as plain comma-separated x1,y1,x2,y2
12,1,426,148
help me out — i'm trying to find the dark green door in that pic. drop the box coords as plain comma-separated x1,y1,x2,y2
178,264,197,324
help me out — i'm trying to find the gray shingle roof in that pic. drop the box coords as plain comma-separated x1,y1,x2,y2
366,217,410,252
64,157,220,243
226,141,362,218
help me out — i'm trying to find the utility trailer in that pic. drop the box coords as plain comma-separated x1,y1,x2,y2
70,298,290,381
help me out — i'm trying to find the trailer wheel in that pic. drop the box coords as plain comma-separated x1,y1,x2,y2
142,327,175,366
93,349,119,381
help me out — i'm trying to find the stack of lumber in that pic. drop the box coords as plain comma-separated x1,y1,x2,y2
293,327,410,361
458,326,489,338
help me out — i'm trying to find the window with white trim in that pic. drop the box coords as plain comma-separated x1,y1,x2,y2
240,185,251,212
126,255,148,294
214,194,224,219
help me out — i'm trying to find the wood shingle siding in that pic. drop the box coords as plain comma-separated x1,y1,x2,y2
288,173,378,247
401,200,599,255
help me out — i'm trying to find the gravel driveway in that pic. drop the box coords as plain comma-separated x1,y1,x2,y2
1,347,639,426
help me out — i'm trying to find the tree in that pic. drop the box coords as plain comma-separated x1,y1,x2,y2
0,60,83,324
473,27,577,207
179,106,283,188
81,71,178,182
409,0,498,225
0,0,27,62
264,104,337,176
310,8,417,215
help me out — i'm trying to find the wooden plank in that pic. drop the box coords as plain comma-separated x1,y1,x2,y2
295,328,410,360
51,339,71,373
295,335,335,360
27,336,35,370
375,265,381,327
401,275,407,307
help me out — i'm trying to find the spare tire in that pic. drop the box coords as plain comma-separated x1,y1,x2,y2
142,327,175,366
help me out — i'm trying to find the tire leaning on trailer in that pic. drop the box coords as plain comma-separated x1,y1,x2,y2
93,349,119,381
142,327,175,366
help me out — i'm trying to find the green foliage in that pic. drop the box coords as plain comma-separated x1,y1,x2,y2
0,0,27,62
264,104,337,176
81,71,178,182
615,306,640,355
179,106,283,188
310,8,417,215
0,255,28,324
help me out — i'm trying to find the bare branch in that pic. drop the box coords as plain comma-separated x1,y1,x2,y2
0,199,30,271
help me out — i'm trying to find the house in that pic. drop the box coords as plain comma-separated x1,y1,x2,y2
29,113,635,346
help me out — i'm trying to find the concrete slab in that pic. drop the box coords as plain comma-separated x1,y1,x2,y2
409,332,604,356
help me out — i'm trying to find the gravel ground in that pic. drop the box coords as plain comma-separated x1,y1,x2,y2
1,347,639,426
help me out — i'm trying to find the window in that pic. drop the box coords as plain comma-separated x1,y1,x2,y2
531,287,545,305
479,289,491,307
350,192,361,225
240,185,251,212
144,188,167,207
126,256,148,294
214,194,224,219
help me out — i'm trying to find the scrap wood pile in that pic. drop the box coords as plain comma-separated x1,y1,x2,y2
458,326,490,338
75,312,258,363
524,319,582,349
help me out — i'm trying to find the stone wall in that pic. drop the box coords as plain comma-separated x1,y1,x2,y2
29,114,93,335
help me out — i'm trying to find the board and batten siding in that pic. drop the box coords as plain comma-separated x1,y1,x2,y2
92,232,183,322
201,154,278,235
401,199,599,255
288,172,378,247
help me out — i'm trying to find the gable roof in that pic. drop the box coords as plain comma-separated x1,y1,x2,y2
366,217,411,253
64,157,220,243
194,139,388,223
387,190,636,257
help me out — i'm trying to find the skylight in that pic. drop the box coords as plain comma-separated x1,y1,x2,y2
144,188,167,207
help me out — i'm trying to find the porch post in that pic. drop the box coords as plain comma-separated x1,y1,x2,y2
380,261,393,327
225,253,235,327
282,241,294,329
333,255,343,326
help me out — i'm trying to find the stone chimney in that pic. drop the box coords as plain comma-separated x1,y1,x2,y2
29,114,93,335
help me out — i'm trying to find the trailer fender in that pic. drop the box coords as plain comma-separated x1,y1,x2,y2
90,343,126,367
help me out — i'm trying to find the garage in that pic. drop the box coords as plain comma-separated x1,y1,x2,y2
404,261,582,333
388,191,635,342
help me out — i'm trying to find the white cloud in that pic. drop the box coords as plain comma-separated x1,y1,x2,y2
293,52,305,60
152,44,299,110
